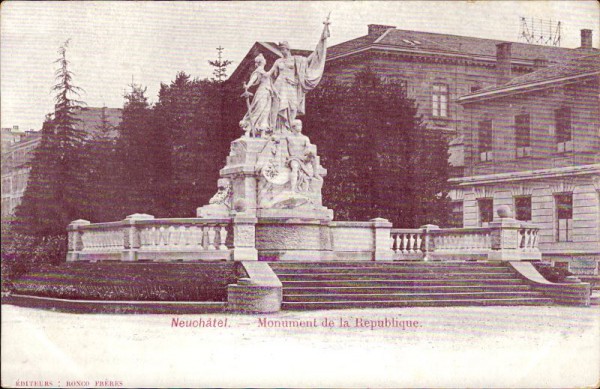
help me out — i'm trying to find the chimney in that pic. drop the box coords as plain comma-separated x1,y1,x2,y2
496,42,512,85
368,24,396,36
533,58,549,70
580,29,593,49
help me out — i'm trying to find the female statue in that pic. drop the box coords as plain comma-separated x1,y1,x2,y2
241,54,275,137
269,16,330,133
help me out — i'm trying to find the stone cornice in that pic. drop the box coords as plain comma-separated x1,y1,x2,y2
328,43,536,70
450,164,600,186
459,71,600,103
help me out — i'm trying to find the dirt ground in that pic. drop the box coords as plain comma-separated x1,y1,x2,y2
1,304,599,388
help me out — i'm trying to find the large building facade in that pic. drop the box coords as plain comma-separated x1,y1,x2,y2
1,130,42,218
1,107,122,218
456,52,600,273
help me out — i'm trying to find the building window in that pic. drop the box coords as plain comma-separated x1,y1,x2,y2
555,107,572,152
515,114,531,157
479,120,493,162
555,193,573,242
555,107,572,143
514,196,532,221
478,198,494,227
449,201,463,228
432,84,448,117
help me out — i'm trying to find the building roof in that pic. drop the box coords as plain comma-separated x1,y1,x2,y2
73,107,123,138
328,27,597,64
458,52,600,102
227,42,311,84
74,107,122,129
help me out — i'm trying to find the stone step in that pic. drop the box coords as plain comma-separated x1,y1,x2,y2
271,266,513,274
282,297,554,310
283,284,533,295
283,291,545,302
275,272,515,281
280,278,526,288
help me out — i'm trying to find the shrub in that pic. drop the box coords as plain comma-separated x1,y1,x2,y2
1,227,67,292
533,262,573,283
11,262,238,302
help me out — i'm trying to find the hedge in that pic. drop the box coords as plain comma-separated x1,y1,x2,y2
11,261,238,302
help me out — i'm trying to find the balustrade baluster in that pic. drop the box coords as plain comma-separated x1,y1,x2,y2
207,226,216,250
188,226,196,246
166,226,175,249
408,234,415,253
436,235,444,251
415,234,422,253
476,233,484,249
175,226,185,246
518,230,523,248
158,226,167,246
181,226,190,246
219,226,228,250
147,227,155,249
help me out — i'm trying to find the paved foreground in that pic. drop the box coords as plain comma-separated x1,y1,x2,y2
1,304,599,388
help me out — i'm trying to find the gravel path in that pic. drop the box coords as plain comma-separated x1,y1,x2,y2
2,304,599,388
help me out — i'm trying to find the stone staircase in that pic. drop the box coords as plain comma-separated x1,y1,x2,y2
268,261,554,310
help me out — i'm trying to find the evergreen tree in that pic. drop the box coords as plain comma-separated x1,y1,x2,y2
305,69,451,227
208,46,233,83
81,106,120,221
14,39,87,236
114,83,160,216
152,72,225,216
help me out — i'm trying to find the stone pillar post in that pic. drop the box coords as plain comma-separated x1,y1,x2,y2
233,215,258,261
371,218,394,261
420,224,440,262
66,219,90,261
243,174,258,215
488,206,522,261
121,213,154,262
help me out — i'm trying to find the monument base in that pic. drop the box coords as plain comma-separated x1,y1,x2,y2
255,217,333,261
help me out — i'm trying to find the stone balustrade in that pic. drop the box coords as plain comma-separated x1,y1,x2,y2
67,212,541,263
390,229,424,259
431,228,492,254
390,222,541,261
519,225,540,251
68,214,234,262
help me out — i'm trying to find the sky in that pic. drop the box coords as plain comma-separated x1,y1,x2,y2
1,1,599,131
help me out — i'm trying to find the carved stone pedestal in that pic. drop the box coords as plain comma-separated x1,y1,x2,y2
198,130,336,260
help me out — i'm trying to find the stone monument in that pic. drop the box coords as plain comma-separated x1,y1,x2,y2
196,15,334,260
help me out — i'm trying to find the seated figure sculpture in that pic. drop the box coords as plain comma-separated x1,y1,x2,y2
287,119,318,194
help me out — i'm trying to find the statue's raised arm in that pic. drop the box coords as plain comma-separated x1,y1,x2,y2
269,14,330,133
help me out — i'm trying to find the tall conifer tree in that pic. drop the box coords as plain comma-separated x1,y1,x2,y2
14,39,87,236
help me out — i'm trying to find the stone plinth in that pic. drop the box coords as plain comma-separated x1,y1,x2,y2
256,218,335,261
489,208,525,261
227,262,282,313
